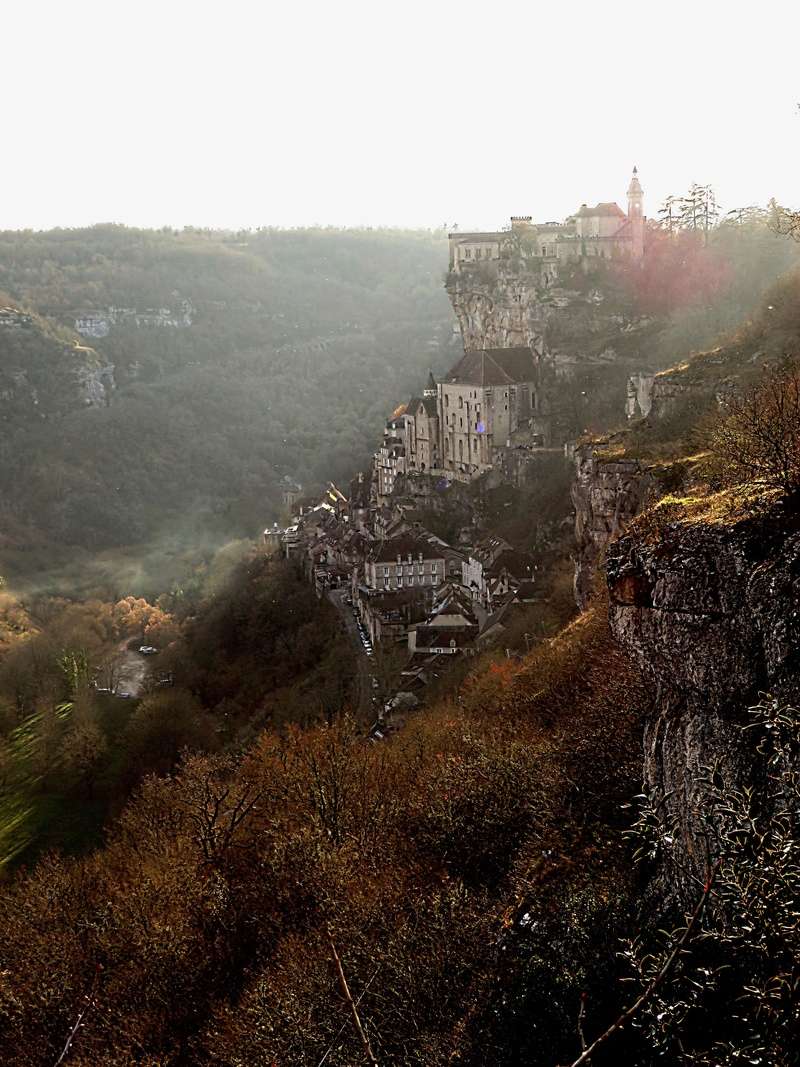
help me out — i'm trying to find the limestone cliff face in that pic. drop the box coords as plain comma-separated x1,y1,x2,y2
75,361,115,407
605,506,800,901
445,268,550,351
571,442,657,610
445,266,660,440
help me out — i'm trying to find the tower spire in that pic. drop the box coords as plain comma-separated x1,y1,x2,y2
627,166,645,258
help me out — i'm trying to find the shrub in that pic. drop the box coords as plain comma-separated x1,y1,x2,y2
708,364,800,495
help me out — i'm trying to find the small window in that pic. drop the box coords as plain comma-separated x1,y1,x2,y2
458,396,463,409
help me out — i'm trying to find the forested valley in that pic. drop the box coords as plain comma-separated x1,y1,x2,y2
0,226,454,594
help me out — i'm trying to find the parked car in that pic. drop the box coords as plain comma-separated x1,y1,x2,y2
138,645,158,655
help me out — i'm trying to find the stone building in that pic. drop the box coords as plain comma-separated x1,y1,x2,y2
372,347,540,490
408,581,479,656
374,413,411,503
462,534,536,610
438,347,538,479
365,533,464,592
403,372,440,473
448,167,645,276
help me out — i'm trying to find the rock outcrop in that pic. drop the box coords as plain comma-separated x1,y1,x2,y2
75,361,115,407
0,317,114,417
606,504,800,901
445,268,549,351
625,372,655,418
571,442,657,609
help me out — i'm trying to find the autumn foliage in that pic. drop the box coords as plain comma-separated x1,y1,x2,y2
0,608,648,1065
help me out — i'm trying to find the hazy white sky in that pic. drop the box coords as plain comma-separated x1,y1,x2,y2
2,0,798,232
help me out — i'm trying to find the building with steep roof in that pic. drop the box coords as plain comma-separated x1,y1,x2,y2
438,347,538,478
404,375,440,473
372,346,542,491
408,580,479,656
463,534,536,610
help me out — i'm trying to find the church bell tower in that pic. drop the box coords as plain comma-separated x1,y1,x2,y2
627,166,645,259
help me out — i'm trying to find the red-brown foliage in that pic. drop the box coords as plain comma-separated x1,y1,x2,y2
0,608,647,1065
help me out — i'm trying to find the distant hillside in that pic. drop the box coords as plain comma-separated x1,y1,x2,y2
0,227,454,574
0,303,111,420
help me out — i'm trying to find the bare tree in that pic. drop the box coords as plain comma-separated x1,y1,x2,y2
708,365,800,495
768,197,800,241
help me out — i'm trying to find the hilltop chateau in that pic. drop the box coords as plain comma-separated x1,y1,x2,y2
448,167,645,280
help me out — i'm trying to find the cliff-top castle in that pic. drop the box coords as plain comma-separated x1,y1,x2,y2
448,166,645,281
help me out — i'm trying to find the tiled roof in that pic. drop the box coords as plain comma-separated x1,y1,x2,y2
443,347,537,387
407,394,438,417
471,535,514,566
576,202,626,218
371,534,448,564
487,548,536,579
414,627,475,649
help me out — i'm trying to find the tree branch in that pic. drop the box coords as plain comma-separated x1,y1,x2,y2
559,864,718,1067
327,930,379,1065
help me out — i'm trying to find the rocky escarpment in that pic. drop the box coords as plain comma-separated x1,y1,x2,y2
445,265,655,363
74,359,115,407
445,267,551,351
606,505,800,901
571,441,658,609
